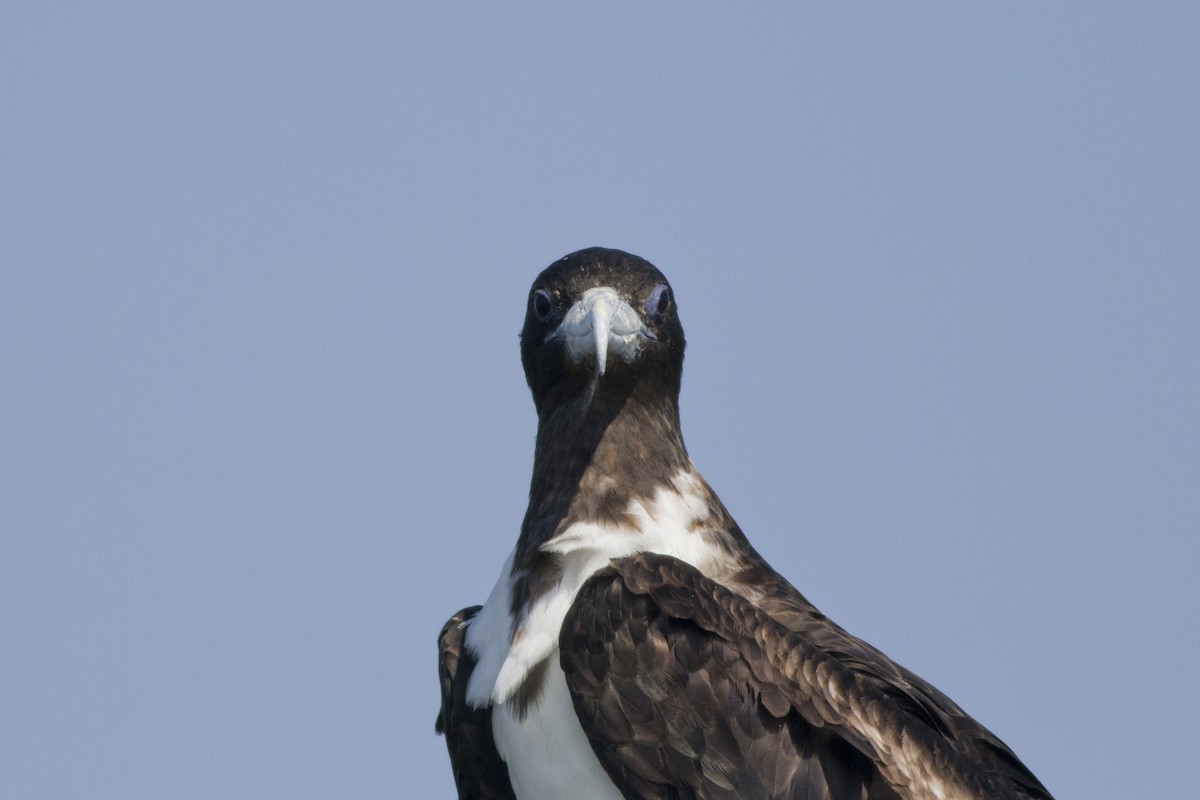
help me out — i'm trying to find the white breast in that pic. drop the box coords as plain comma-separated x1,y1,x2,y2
493,661,626,800
464,470,725,799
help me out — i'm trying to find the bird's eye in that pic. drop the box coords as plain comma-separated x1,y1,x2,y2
531,289,555,322
644,284,672,320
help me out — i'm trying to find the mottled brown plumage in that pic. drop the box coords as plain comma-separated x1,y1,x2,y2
562,554,1053,800
437,247,1055,800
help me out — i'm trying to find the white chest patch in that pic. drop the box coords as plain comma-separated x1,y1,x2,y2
463,469,725,798
493,661,626,800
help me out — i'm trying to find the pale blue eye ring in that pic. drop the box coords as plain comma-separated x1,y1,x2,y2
644,284,671,319
532,289,554,321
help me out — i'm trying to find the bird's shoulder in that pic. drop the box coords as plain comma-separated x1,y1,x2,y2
559,553,1053,800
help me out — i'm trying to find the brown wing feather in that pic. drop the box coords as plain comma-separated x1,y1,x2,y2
561,554,1053,800
437,607,517,800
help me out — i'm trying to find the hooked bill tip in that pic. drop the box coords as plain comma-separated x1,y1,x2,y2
591,295,613,376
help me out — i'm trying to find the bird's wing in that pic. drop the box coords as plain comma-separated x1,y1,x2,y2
560,553,1052,800
437,607,517,800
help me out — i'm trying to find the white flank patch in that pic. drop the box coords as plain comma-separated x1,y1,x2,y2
464,550,516,708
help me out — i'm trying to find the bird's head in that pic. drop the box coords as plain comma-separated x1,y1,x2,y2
520,247,685,416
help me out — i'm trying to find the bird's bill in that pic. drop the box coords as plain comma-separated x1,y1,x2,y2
550,286,651,376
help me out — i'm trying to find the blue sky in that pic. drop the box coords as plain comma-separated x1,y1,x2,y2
2,4,1197,798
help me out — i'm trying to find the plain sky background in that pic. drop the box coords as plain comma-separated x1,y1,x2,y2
2,3,1197,798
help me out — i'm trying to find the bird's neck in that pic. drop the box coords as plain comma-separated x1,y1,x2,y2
516,376,689,564
506,376,762,628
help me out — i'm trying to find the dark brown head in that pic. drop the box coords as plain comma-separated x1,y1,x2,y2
520,247,686,417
